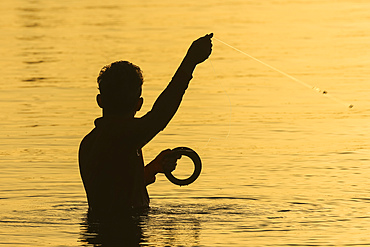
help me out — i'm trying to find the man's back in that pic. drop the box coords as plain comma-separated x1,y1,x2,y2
79,117,149,217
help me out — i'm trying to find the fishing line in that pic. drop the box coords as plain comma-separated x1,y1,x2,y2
214,37,354,109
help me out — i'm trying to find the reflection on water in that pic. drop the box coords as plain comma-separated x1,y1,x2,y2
79,206,201,246
79,211,144,246
143,205,201,246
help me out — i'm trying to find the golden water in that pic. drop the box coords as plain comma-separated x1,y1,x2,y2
1,0,370,246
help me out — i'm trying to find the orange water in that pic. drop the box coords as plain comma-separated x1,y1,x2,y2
1,0,370,246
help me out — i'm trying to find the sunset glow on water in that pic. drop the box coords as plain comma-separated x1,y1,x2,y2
1,0,370,246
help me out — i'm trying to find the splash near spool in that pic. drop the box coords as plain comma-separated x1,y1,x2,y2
164,147,202,186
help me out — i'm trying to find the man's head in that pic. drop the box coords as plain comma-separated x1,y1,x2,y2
97,61,143,116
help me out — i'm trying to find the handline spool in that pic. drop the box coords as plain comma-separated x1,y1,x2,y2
164,147,202,186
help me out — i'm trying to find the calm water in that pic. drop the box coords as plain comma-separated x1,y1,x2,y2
1,0,370,246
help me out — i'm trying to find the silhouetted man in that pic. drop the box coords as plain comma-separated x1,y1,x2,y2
79,33,213,219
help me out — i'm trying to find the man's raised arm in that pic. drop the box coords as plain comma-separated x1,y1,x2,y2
137,33,213,147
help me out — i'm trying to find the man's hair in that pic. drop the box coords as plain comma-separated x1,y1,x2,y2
97,61,143,112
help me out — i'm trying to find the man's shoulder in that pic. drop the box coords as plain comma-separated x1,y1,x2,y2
79,127,98,150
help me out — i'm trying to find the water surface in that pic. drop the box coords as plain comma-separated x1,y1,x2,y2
1,0,370,246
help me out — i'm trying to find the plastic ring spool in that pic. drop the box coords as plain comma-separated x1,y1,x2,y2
164,147,202,186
